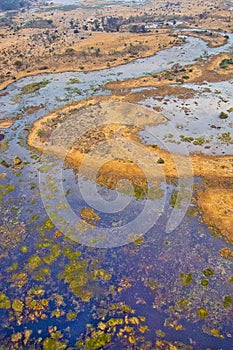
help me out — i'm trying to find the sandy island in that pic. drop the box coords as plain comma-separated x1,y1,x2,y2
27,95,233,243
0,119,14,129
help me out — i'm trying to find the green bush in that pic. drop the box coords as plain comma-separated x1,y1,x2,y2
219,111,229,119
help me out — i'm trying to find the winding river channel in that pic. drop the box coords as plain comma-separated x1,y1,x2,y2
0,28,233,349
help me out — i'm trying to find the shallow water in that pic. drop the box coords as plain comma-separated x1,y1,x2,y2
139,81,233,155
0,31,233,349
51,0,147,7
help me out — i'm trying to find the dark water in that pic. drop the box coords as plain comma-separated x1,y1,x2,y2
0,32,233,349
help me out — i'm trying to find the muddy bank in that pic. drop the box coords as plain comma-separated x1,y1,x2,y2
197,179,233,244
28,96,233,180
0,31,184,91
105,53,233,92
0,119,13,128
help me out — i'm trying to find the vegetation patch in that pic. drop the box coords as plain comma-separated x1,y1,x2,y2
180,273,193,286
0,293,11,309
219,58,233,69
219,111,229,119
21,80,50,95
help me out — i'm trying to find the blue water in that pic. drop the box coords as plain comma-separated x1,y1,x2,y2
0,30,233,349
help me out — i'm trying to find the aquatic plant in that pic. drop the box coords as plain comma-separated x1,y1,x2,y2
0,293,11,309
43,336,67,350
180,273,193,286
77,331,111,350
21,79,50,95
201,280,208,287
0,184,15,203
218,132,232,143
203,268,214,277
69,78,81,84
197,307,208,319
27,255,43,270
76,302,148,349
12,299,24,313
43,244,61,265
223,296,233,309
80,208,100,222
58,248,111,302
219,58,233,69
219,111,229,119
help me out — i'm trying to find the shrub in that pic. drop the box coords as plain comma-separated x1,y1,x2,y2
219,111,229,119
14,60,23,67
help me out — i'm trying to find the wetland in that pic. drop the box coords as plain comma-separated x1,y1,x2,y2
0,0,233,349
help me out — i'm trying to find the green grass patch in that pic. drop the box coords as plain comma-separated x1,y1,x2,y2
21,79,50,95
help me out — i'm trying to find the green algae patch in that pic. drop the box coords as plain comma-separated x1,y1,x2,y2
201,279,209,287
197,307,208,319
0,184,15,202
93,269,112,281
69,78,81,84
108,318,124,327
203,268,214,277
35,267,51,281
210,328,224,338
228,276,233,283
77,302,148,349
37,242,52,249
25,296,49,314
63,247,81,260
30,214,40,224
21,80,50,95
11,272,28,288
176,299,190,311
170,188,191,209
169,190,181,208
12,299,24,313
21,245,28,253
58,260,93,302
28,255,43,270
223,296,233,309
0,292,11,309
7,262,18,272
11,332,23,342
180,273,193,286
66,311,77,321
39,164,54,173
146,279,158,291
43,218,55,230
186,206,198,218
59,248,111,302
134,185,147,200
77,331,111,350
132,234,145,246
43,337,67,350
43,244,61,265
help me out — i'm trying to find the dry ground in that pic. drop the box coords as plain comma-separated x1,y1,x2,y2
0,0,232,89
197,181,233,244
105,52,233,92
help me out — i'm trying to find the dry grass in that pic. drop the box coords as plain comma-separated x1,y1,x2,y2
197,182,233,244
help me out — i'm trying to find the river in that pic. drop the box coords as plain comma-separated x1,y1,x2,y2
0,29,232,349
